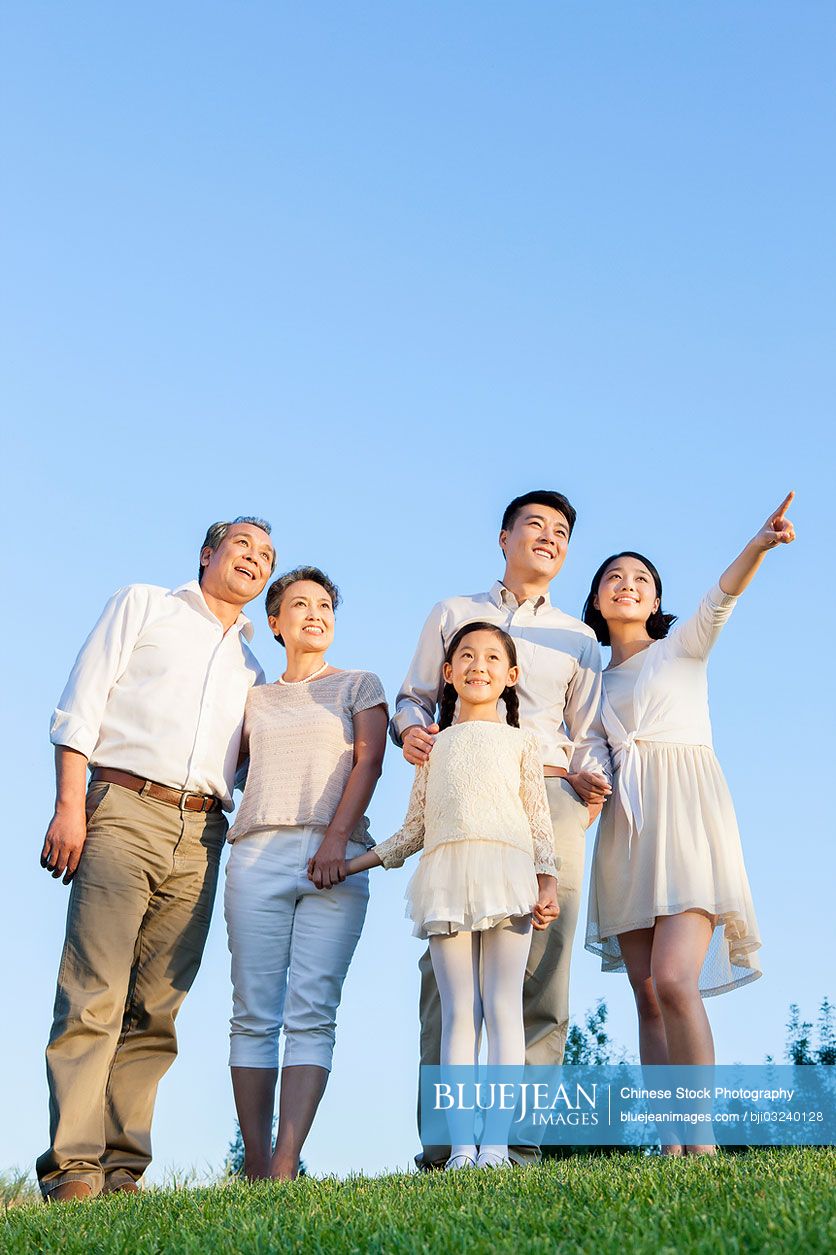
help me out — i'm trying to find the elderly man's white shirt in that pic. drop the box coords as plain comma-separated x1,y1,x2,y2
50,580,264,810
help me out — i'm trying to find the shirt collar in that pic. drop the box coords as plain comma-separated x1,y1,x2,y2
489,579,552,613
172,580,255,640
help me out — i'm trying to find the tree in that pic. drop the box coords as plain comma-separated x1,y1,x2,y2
816,997,836,1066
223,1123,248,1178
563,998,630,1065
784,997,835,1066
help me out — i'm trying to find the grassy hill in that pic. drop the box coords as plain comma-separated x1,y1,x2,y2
3,1148,834,1253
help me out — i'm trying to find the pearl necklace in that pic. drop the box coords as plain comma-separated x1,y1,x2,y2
277,660,329,686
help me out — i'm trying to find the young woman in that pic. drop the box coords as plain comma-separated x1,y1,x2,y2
341,622,559,1170
224,566,388,1180
583,493,795,1155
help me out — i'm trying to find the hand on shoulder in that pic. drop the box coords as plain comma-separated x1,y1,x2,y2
402,724,439,765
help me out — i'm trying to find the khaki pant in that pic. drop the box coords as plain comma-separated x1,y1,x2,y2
36,781,227,1196
416,777,588,1166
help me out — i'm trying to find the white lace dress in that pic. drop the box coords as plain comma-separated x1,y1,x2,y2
585,585,762,996
374,721,558,938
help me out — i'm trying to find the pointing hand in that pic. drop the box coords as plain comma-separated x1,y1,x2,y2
757,491,796,550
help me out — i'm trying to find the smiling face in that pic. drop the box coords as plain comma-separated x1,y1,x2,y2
443,628,518,712
200,523,274,606
594,556,660,631
499,505,571,586
268,580,335,654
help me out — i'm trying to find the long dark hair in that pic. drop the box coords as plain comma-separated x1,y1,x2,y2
582,551,677,646
437,621,521,731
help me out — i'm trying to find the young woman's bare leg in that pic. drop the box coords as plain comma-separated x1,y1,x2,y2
651,912,714,1063
651,911,716,1155
617,927,670,1065
618,927,681,1155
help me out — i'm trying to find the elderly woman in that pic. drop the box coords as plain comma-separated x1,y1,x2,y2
224,565,388,1180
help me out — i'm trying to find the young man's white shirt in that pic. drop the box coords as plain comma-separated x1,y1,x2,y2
391,581,611,779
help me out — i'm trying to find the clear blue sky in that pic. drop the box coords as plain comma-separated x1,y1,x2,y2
2,2,832,1181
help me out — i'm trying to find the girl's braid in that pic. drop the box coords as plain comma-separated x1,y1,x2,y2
437,681,459,732
502,683,520,728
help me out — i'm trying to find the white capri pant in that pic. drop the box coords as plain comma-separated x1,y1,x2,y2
224,825,370,1070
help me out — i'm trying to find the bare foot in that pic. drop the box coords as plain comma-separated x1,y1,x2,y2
661,1145,684,1157
270,1155,300,1180
242,1157,272,1181
686,1144,717,1156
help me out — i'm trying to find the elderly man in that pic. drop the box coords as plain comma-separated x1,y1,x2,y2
36,517,275,1201
391,490,612,1168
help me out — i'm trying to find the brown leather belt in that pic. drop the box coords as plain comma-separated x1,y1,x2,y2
91,767,221,813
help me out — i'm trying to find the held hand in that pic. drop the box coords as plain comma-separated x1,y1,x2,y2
344,850,384,876
307,834,348,890
585,799,605,829
402,724,439,766
40,804,87,884
532,875,560,931
755,490,796,551
566,771,612,805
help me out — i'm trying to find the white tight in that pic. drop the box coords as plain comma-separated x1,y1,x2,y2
429,916,532,1161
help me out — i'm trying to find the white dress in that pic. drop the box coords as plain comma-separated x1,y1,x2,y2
585,585,762,996
374,721,558,939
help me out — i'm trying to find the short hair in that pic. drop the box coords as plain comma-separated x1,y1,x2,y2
501,491,577,536
582,551,677,646
265,566,341,646
198,517,275,582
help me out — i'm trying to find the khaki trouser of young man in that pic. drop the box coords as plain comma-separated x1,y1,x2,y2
416,777,589,1168
36,781,227,1197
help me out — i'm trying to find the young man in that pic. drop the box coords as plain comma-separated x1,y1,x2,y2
36,517,275,1201
391,490,612,1167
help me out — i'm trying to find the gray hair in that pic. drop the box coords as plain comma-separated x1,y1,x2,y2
265,566,341,645
198,516,276,582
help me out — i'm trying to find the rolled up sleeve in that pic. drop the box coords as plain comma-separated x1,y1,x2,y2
564,634,612,782
50,586,148,758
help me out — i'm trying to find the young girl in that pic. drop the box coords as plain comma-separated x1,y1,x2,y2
582,493,796,1154
341,622,559,1170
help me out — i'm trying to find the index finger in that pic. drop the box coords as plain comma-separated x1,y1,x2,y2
772,490,795,521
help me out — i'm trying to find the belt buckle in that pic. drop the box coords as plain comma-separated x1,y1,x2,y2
181,791,211,813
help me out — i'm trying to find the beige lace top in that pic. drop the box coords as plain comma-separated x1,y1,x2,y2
374,721,558,876
229,670,388,844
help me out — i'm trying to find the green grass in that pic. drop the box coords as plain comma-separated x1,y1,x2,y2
0,1172,40,1211
3,1149,834,1254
